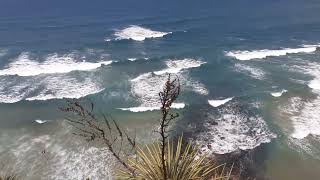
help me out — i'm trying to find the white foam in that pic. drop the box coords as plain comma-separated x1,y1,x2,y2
128,58,137,61
234,63,265,80
287,136,320,160
208,97,233,107
279,91,320,139
119,103,185,112
184,79,209,95
0,126,114,180
271,90,287,97
130,72,169,108
226,44,320,60
154,59,205,75
290,97,320,139
0,52,112,76
35,119,49,124
284,63,320,139
0,75,104,103
111,25,171,41
309,79,320,90
196,105,276,154
128,59,207,111
171,102,186,109
26,76,104,101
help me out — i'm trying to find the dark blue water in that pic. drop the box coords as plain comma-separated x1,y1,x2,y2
1,0,320,179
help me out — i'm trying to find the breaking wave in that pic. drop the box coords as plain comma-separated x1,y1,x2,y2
208,97,233,107
284,63,320,139
0,75,104,103
226,44,320,60
0,52,112,76
123,59,207,112
128,58,137,61
271,90,287,97
286,96,320,139
153,59,206,75
34,119,49,124
107,25,172,41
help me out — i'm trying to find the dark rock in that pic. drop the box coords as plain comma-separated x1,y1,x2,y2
207,144,212,149
209,121,218,125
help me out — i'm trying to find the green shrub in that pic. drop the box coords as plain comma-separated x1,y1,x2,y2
116,137,231,180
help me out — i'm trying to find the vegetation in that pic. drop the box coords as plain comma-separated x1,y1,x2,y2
0,175,18,180
116,137,231,180
61,74,232,180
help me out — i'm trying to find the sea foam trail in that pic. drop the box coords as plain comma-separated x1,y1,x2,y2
108,25,172,41
196,103,276,154
234,63,265,80
0,53,112,76
122,59,207,112
226,44,320,60
208,97,233,107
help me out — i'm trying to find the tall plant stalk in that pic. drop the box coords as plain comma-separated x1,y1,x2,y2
158,74,180,179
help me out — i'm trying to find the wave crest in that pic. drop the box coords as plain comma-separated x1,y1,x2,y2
108,25,171,41
154,59,205,75
271,90,287,97
208,97,233,107
0,52,112,77
0,75,104,103
226,44,320,60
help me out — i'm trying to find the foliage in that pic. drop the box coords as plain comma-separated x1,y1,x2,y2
0,175,18,180
116,137,231,180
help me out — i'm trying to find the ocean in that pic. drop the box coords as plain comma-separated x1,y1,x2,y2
1,0,320,179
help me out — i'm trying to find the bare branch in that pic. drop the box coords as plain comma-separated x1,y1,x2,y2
59,99,136,175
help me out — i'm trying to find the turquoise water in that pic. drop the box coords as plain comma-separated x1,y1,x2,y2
1,0,320,179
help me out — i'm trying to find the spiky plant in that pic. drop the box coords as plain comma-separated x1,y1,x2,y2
116,137,231,180
0,175,18,180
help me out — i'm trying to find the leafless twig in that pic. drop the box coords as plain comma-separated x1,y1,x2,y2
59,100,136,174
